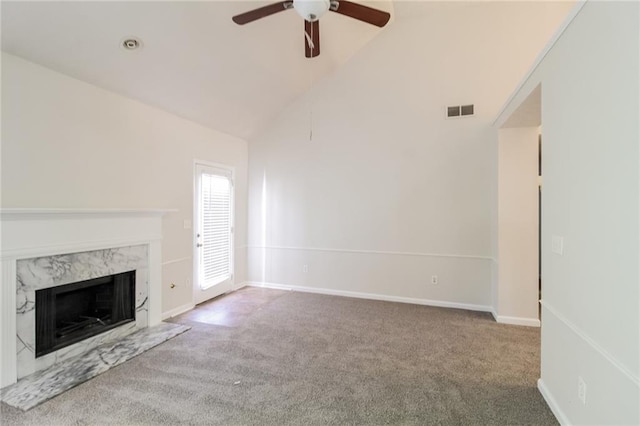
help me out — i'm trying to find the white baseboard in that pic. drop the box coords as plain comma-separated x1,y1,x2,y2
161,303,195,320
233,281,249,291
491,310,540,327
246,281,492,313
162,283,249,320
538,378,569,425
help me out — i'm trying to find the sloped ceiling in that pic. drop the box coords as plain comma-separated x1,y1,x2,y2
2,1,577,141
1,0,394,140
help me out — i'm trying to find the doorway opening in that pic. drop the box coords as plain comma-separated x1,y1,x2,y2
495,84,542,327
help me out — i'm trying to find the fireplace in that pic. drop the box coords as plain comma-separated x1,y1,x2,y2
35,271,136,357
1,208,168,388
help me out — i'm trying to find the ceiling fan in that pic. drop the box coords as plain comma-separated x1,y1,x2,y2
232,0,391,58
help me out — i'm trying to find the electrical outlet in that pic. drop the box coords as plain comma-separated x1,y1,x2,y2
431,275,438,285
578,376,587,405
303,264,308,273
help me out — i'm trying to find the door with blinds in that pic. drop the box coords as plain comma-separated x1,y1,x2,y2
194,163,234,304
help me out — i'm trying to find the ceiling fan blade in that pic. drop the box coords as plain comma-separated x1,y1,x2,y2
331,0,390,27
232,1,292,25
304,20,320,58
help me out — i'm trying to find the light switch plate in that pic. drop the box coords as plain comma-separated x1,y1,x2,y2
552,235,564,255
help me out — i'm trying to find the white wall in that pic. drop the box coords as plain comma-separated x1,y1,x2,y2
495,127,540,325
495,1,639,423
1,53,249,316
247,1,574,309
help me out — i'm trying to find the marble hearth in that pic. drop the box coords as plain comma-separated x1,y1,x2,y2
1,209,172,389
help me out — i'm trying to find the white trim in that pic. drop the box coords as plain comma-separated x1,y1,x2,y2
246,245,491,261
1,260,17,387
161,303,195,320
1,236,162,260
538,378,569,426
541,300,640,387
161,256,191,266
495,314,540,327
233,281,250,291
493,0,587,128
192,159,236,180
491,309,498,322
0,208,176,219
491,307,539,327
247,281,492,313
193,160,236,305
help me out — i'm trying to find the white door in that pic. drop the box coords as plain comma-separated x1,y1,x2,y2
194,163,234,304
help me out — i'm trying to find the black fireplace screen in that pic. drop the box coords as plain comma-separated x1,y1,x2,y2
35,270,136,357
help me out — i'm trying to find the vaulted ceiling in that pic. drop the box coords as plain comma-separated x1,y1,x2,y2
1,0,395,140
2,1,576,141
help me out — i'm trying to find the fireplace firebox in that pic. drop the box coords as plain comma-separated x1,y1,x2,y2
35,271,136,357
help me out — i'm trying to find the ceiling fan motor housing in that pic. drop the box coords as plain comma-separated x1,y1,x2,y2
293,0,330,21
232,0,390,58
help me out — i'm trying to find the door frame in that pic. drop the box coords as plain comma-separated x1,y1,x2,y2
192,159,235,305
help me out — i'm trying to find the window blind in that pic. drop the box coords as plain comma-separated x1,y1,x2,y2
200,171,232,289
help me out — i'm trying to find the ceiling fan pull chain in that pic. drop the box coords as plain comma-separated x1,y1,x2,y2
309,21,314,142
309,73,314,142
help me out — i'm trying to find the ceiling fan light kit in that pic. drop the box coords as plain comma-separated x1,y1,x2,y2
293,0,330,21
232,0,390,58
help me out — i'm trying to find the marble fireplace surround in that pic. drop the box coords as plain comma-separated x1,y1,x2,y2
0,209,172,389
16,245,149,379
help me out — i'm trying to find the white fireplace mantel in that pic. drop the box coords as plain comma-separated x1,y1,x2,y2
0,208,174,388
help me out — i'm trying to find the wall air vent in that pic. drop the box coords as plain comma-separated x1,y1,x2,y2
446,104,475,118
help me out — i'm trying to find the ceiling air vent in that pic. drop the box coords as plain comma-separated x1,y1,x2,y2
447,104,475,118
447,106,460,117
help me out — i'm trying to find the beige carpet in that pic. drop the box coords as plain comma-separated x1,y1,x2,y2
1,287,557,425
